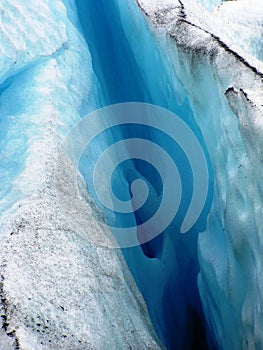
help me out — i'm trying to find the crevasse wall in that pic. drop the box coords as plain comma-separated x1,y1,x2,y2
0,1,162,348
136,0,263,349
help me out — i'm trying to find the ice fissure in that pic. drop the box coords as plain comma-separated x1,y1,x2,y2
74,0,263,349
75,0,213,349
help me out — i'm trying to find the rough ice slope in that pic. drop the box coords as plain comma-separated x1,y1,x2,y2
139,0,263,70
0,1,162,349
137,0,263,349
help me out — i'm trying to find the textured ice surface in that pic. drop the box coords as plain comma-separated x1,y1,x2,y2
139,0,263,67
137,0,263,349
0,1,162,349
0,190,161,349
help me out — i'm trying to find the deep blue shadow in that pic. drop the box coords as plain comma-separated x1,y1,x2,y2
74,0,214,348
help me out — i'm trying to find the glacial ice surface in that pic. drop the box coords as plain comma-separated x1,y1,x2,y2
1,0,263,349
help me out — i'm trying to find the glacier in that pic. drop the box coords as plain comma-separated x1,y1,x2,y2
0,0,263,349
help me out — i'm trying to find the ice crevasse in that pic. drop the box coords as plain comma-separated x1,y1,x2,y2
0,0,263,349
